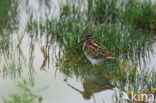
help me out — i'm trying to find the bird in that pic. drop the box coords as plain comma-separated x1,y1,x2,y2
68,34,116,65
82,35,116,65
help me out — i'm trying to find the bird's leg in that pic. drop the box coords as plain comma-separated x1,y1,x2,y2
96,64,99,72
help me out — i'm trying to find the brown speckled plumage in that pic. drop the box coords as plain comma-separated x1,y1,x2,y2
82,35,115,64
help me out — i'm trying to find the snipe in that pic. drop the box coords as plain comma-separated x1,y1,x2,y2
82,35,116,64
68,34,116,64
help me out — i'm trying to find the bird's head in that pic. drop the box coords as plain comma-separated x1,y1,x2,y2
67,34,93,51
82,91,92,100
83,34,93,41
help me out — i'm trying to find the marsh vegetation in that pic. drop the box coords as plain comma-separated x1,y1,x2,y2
0,0,156,103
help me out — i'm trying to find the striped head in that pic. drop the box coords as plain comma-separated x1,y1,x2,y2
83,35,93,41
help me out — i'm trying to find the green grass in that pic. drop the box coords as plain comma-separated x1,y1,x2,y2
25,0,156,87
87,0,156,30
122,0,156,30
0,0,18,50
0,0,156,102
0,0,18,31
28,17,153,58
0,0,11,32
87,0,120,24
26,0,155,58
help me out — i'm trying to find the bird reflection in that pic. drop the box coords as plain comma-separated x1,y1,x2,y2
66,74,114,101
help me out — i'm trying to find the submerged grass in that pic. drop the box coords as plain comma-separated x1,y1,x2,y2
113,61,156,102
57,57,156,102
1,80,43,103
2,55,22,79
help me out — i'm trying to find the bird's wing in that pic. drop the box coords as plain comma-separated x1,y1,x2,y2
90,41,113,58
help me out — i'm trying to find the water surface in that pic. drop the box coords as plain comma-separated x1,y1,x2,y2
0,0,156,103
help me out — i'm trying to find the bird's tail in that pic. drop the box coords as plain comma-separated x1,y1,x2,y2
107,56,117,60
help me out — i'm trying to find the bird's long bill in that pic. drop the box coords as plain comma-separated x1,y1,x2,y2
68,39,86,51
67,83,83,93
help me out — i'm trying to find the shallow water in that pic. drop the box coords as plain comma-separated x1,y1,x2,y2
0,0,156,103
0,33,117,103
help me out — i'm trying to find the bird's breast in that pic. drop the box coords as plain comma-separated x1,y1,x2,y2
86,55,104,65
